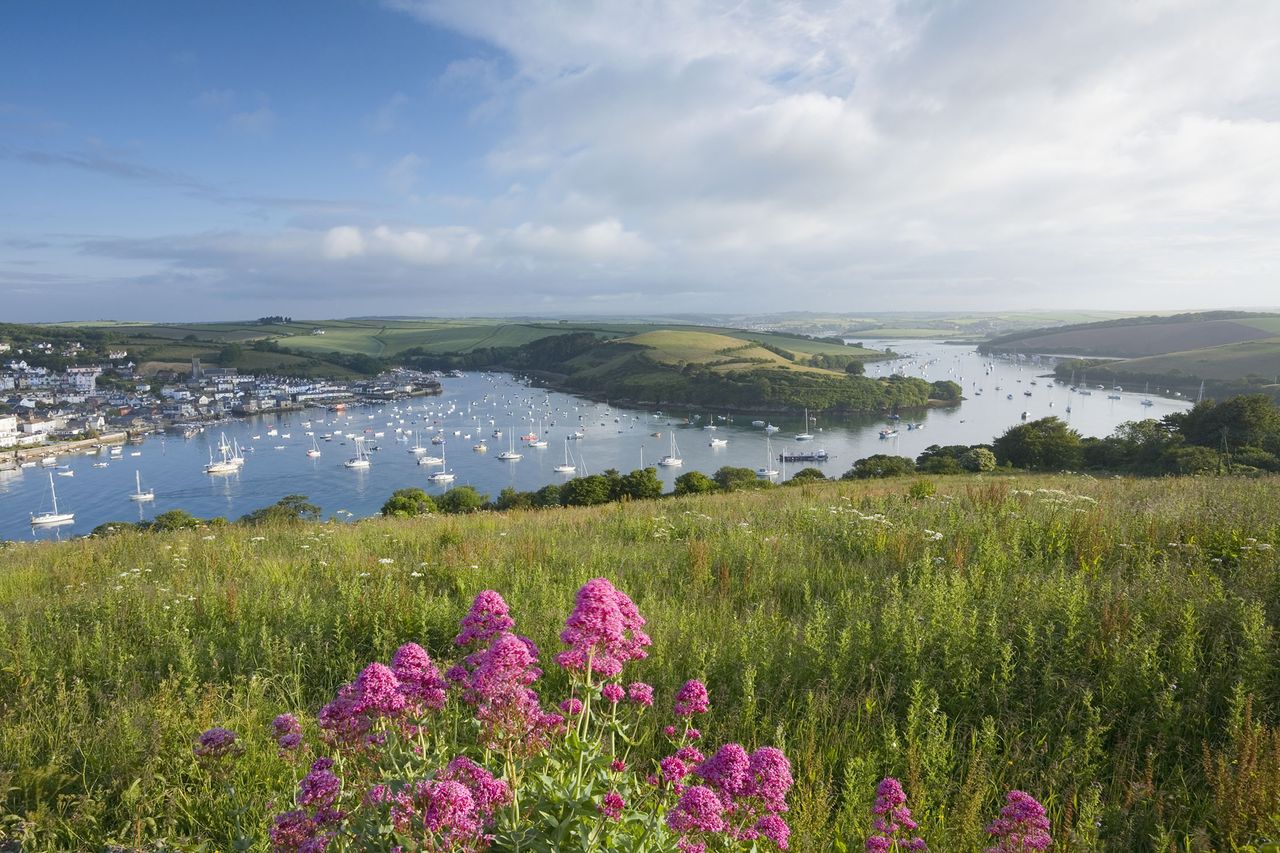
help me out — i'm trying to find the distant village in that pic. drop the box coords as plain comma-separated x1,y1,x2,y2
0,338,444,457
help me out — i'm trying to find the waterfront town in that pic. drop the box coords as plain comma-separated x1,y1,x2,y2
0,338,442,466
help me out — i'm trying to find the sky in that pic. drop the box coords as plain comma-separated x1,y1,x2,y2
2,0,1279,322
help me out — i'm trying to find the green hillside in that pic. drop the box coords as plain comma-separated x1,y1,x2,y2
3,474,1280,849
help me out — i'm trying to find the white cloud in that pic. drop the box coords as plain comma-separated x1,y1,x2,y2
324,226,366,259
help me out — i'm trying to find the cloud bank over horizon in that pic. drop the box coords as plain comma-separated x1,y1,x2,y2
2,0,1278,321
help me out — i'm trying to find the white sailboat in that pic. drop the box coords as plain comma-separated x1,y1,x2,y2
129,470,155,502
408,430,428,455
553,438,576,474
497,425,523,460
794,408,814,441
204,433,239,475
307,437,322,458
658,430,682,467
756,435,780,479
31,472,74,526
344,437,372,469
427,444,455,483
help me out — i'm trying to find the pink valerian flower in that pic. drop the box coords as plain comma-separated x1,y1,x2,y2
273,714,304,757
747,747,793,814
611,759,628,773
661,756,691,785
599,790,625,820
388,779,491,852
353,663,406,717
696,743,751,800
601,682,625,704
298,762,342,809
392,643,448,712
667,784,728,834
465,632,552,752
270,810,319,851
555,578,652,680
628,682,655,707
676,841,708,853
559,698,584,716
985,790,1052,852
193,727,243,765
867,777,927,852
674,680,710,718
440,756,512,818
754,814,792,850
455,590,516,647
677,745,706,765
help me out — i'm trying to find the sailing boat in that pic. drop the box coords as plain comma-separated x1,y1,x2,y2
794,407,814,441
408,430,428,455
497,425,523,460
756,435,780,478
307,436,322,458
344,437,371,469
427,443,455,483
31,472,74,526
658,430,682,467
553,438,576,474
1141,381,1154,407
129,470,155,502
205,432,239,475
528,418,549,448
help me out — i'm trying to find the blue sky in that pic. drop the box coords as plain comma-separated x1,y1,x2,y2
3,0,1279,321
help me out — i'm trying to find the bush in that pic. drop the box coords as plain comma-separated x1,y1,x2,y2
436,486,489,514
381,488,437,518
240,495,321,525
714,466,765,492
674,471,717,496
842,454,916,479
908,479,937,499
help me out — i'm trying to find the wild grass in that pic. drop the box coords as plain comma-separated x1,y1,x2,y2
1,474,1279,850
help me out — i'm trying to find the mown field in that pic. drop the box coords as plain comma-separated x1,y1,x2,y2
1113,338,1280,382
2,475,1280,851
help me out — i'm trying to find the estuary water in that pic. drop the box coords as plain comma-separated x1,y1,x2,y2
1,340,1191,542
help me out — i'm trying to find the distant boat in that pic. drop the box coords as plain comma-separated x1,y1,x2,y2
751,420,766,428
129,470,155,502
497,426,523,460
553,438,577,474
756,435,779,479
408,430,428,455
879,428,898,439
764,423,780,434
427,445,455,483
794,407,814,441
709,437,728,447
57,470,74,477
31,472,74,526
344,437,371,469
658,431,682,467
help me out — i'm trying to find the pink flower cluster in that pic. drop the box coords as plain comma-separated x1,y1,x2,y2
866,777,927,852
193,727,243,766
663,739,793,850
674,680,710,718
985,790,1052,852
454,590,516,647
381,757,510,852
270,758,345,852
273,714,304,758
318,644,446,750
555,577,652,679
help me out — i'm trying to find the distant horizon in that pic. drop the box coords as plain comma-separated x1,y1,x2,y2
10,306,1280,327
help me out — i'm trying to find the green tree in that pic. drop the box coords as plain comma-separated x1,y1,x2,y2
929,380,963,401
844,360,865,376
239,494,321,525
617,467,663,501
993,417,1084,471
674,471,717,496
713,466,764,492
436,486,488,514
960,447,998,472
561,475,613,507
218,342,243,365
532,484,563,508
495,487,535,511
148,509,204,531
842,454,916,479
786,467,827,484
381,488,437,518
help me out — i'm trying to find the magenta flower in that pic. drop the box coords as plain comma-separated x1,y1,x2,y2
867,777,927,852
599,790,625,820
676,745,706,765
440,755,512,817
611,759,628,772
676,841,708,853
273,713,302,739
985,790,1052,852
193,727,243,765
298,764,341,809
560,697,584,716
748,747,794,813
674,680,710,718
661,755,690,785
420,779,481,839
696,743,751,800
353,663,406,716
270,809,318,851
455,590,516,647
755,813,792,850
392,642,448,712
627,682,655,707
555,578,652,679
667,784,727,834
601,683,625,704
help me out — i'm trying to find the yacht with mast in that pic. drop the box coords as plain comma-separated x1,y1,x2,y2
31,472,74,526
344,437,372,469
657,430,682,467
794,408,814,441
128,470,155,502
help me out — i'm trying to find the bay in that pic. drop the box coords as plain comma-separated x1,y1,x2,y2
0,340,1191,542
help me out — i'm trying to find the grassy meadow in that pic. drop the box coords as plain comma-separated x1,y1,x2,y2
2,475,1280,850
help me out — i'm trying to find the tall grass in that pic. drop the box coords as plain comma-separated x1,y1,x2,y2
2,474,1279,850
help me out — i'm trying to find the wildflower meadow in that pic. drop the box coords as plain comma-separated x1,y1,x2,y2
1,474,1279,850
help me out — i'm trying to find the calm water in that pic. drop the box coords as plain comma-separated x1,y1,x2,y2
1,340,1191,542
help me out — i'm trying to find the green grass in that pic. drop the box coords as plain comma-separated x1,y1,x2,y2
2,475,1280,850
1112,337,1280,381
